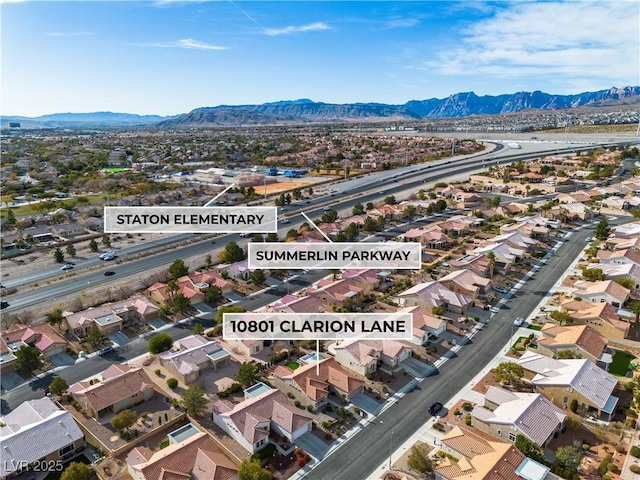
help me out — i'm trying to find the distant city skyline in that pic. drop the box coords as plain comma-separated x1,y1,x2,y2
2,0,638,117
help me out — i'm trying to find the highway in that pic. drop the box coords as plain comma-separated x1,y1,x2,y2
2,139,628,314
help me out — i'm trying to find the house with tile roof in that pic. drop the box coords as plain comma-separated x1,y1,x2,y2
517,351,618,421
398,306,447,345
491,232,538,252
272,357,365,411
127,430,238,480
603,236,640,252
500,221,550,240
585,262,640,294
559,300,630,340
69,366,156,420
471,386,566,447
159,335,231,385
306,278,367,308
0,397,85,477
449,254,490,278
439,269,491,299
2,323,66,360
597,248,640,267
0,337,17,373
217,260,269,282
64,294,160,338
611,222,640,238
434,426,554,480
536,324,612,369
471,243,525,266
212,388,313,454
328,337,413,376
570,279,630,308
228,339,264,357
397,281,473,314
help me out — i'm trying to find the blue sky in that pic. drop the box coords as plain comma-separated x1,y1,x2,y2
2,1,638,117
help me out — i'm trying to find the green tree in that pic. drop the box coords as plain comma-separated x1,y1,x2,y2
53,247,65,263
238,458,273,480
628,300,640,322
515,434,545,463
569,398,579,412
181,385,208,417
172,293,192,316
403,205,417,219
487,251,496,279
550,310,574,326
307,187,313,196
581,267,605,281
286,228,299,240
363,216,379,232
203,254,213,269
252,233,264,242
352,203,365,215
102,234,111,247
407,443,434,473
615,277,635,290
49,376,69,396
236,362,259,387
168,259,189,280
594,219,610,240
60,462,92,480
434,199,448,212
86,326,103,348
111,409,138,433
204,285,223,305
192,323,205,335
218,241,245,263
284,193,291,205
45,308,64,330
15,345,42,373
492,362,524,386
555,445,583,472
343,222,360,241
249,269,267,285
321,209,339,223
148,333,174,354
88,238,99,252
265,233,279,243
216,305,245,324
167,378,179,389
292,188,302,201
384,195,397,205
558,350,581,360
365,202,374,210
65,244,77,257
4,209,16,227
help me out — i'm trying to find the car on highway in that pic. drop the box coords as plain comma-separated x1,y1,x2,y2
99,251,115,260
0,301,9,309
60,264,74,271
323,206,331,212
104,271,116,276
239,232,252,238
281,218,291,224
428,402,444,416
513,316,524,327
585,236,592,242
280,207,288,211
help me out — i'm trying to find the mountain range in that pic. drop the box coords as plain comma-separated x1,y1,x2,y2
3,86,639,129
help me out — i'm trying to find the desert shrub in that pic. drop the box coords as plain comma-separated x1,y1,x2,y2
607,464,620,474
630,464,640,474
569,399,578,413
631,445,640,458
464,414,472,426
462,402,473,411
306,405,313,412
615,445,626,454
155,369,161,376
598,454,613,476
166,378,178,389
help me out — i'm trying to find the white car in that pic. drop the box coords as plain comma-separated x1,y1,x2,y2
60,264,74,271
513,317,524,327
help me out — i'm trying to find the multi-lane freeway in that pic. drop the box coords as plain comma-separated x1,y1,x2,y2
4,138,634,314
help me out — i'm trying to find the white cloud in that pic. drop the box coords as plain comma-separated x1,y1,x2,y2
265,22,331,36
384,17,420,29
138,38,229,50
425,1,639,90
45,31,92,37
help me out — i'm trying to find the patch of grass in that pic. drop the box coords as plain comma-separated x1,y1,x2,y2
609,350,636,377
44,453,91,480
512,336,528,352
527,325,542,331
160,440,170,449
287,362,300,370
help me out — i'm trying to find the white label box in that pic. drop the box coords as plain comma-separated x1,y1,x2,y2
223,312,413,341
104,206,277,234
248,242,421,270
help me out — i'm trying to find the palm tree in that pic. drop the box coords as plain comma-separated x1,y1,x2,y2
487,251,496,279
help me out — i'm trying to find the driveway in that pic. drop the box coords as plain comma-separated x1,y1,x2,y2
295,431,331,460
401,357,432,378
350,392,383,416
107,331,130,346
48,352,75,367
224,292,245,303
0,371,24,391
147,318,167,330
